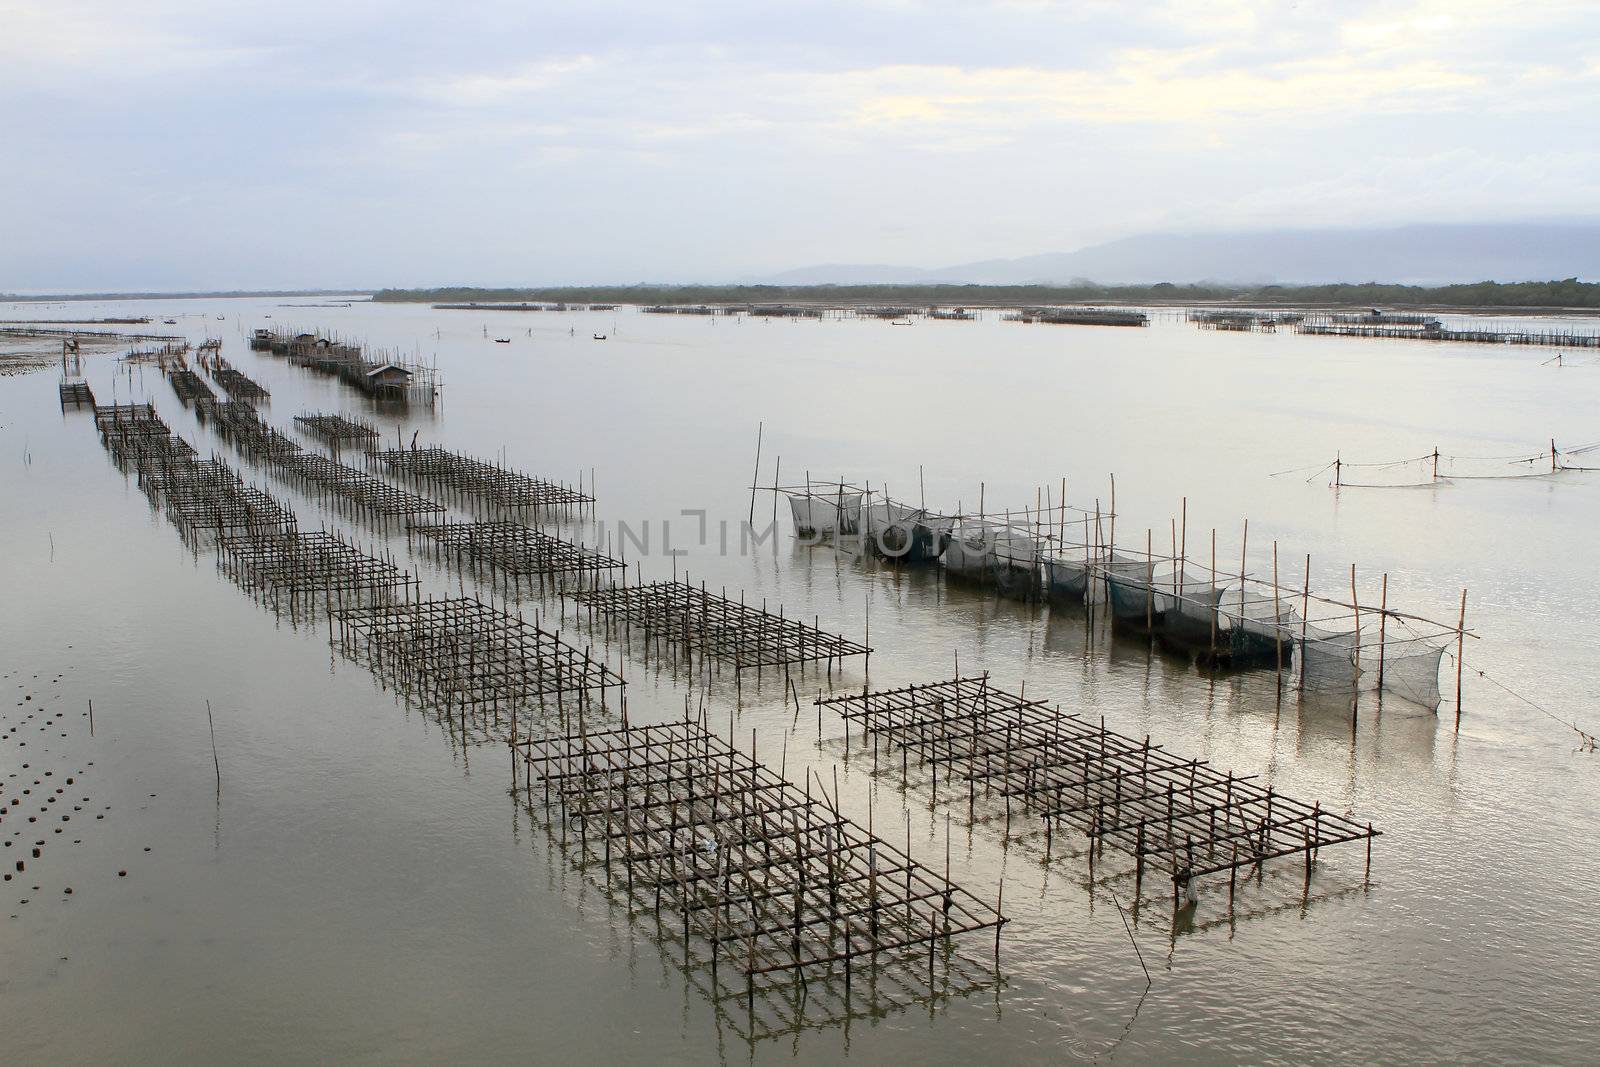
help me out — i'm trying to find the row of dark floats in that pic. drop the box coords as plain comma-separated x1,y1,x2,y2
71,346,1380,1041
1191,307,1600,347
638,303,1150,326
441,299,1600,346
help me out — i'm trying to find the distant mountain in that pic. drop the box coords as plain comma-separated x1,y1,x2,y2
753,223,1600,287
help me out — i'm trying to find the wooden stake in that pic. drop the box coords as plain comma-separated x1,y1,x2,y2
1272,542,1282,692
205,699,221,794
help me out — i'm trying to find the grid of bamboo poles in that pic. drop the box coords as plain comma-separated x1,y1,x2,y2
568,577,870,677
294,412,378,444
818,675,1378,908
515,719,1005,1014
333,596,621,725
371,445,592,514
409,518,623,594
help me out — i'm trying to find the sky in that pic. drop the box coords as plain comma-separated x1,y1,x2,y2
2,0,1598,290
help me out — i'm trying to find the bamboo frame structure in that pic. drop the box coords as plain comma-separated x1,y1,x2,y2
569,577,870,678
58,380,95,407
294,412,379,445
371,445,593,516
817,675,1378,907
333,596,622,724
162,478,297,543
1297,319,1600,347
220,528,418,613
268,451,446,521
93,405,421,618
196,349,271,403
252,328,439,404
92,402,160,430
167,367,216,407
208,400,306,459
514,718,1005,1030
206,401,445,522
409,518,623,594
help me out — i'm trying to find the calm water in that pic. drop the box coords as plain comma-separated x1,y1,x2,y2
2,298,1598,1065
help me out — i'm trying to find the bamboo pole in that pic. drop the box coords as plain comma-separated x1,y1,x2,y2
1350,564,1361,706
1272,541,1282,693
1377,574,1388,691
1300,555,1311,692
1455,589,1468,727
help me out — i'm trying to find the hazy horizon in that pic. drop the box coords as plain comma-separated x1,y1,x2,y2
4,1,1598,290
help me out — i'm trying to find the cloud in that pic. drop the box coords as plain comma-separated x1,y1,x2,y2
1,0,1596,286
1200,146,1600,230
828,56,1483,133
0,1,271,88
406,57,598,107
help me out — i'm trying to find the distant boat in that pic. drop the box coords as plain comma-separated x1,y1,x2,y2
162,319,177,324
593,333,607,340
891,320,913,326
494,338,510,343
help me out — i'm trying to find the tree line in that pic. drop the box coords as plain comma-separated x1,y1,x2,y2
371,278,1600,309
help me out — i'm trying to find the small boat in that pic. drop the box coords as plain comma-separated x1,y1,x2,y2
494,338,510,343
162,319,177,325
890,319,913,326
592,333,607,340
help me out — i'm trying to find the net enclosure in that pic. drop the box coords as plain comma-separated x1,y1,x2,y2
767,471,1463,711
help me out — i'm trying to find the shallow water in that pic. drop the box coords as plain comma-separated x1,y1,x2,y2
2,298,1598,1065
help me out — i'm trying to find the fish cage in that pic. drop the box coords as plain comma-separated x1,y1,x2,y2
943,519,1041,601
861,498,954,563
780,483,863,541
755,464,1468,712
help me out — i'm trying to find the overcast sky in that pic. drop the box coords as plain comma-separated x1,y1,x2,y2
3,0,1597,289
